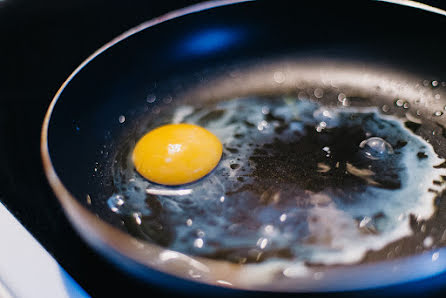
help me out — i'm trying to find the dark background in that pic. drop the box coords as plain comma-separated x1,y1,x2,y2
0,0,446,297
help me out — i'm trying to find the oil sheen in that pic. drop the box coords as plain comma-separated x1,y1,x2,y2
110,96,446,266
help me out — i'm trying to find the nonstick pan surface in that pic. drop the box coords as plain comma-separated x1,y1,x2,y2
42,0,446,294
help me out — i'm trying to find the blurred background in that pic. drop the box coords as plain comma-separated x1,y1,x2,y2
0,0,445,297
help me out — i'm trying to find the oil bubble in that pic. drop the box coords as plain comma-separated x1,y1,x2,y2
146,94,156,103
432,252,440,262
107,194,125,213
359,137,394,160
273,71,285,84
395,99,404,107
314,88,324,99
313,108,339,128
424,236,433,248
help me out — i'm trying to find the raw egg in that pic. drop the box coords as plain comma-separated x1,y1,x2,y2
132,123,222,185
112,96,446,267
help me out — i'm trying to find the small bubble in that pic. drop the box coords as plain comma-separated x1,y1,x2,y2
315,121,327,132
313,108,339,129
163,96,173,104
257,120,269,131
261,106,270,115
118,115,126,123
322,146,330,157
432,80,439,87
194,238,204,248
314,88,324,99
152,106,161,114
403,102,410,109
280,214,287,222
132,212,142,225
146,94,156,103
434,111,443,117
423,236,433,248
395,99,404,107
220,196,225,203
432,252,440,262
359,137,394,160
423,80,430,87
258,238,268,249
107,194,125,213
186,218,193,226
382,105,390,112
297,91,307,100
273,71,285,84
338,93,346,102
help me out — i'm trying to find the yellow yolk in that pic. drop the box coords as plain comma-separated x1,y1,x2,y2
132,123,223,185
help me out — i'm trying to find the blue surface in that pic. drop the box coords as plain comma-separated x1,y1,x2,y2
178,27,243,56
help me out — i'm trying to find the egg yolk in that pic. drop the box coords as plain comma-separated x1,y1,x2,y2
132,123,223,185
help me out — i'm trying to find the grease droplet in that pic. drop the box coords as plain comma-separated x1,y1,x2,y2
359,137,394,160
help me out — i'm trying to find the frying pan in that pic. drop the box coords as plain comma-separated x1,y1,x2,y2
41,0,446,294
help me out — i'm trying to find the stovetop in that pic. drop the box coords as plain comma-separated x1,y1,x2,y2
1,1,446,297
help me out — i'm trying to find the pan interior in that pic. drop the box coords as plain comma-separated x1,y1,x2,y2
87,58,446,274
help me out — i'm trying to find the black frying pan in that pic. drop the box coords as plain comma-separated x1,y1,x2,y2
41,0,446,295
